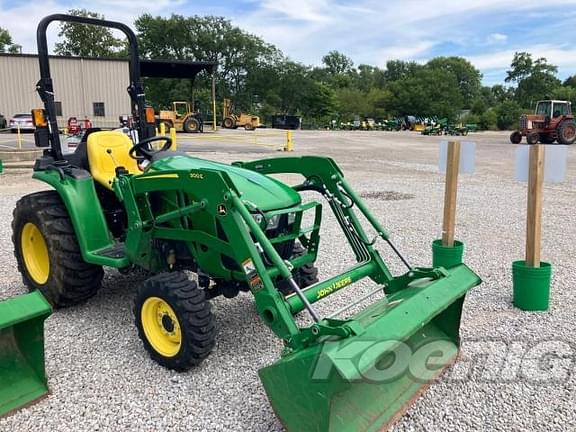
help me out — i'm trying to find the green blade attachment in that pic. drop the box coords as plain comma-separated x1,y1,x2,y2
0,291,52,417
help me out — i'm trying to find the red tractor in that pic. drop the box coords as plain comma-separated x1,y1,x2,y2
510,100,576,145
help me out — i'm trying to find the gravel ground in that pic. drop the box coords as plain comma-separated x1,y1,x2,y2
0,130,575,431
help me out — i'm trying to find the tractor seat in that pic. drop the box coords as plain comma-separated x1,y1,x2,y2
87,131,139,190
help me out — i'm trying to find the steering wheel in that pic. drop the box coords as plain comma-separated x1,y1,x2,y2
129,136,173,160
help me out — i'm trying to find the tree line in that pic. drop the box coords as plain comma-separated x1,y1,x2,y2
2,9,576,129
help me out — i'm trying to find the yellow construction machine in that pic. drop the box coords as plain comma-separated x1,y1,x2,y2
157,101,203,133
222,98,261,131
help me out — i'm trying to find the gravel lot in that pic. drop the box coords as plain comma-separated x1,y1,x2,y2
0,130,575,431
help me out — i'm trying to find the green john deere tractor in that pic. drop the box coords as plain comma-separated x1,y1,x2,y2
9,14,481,430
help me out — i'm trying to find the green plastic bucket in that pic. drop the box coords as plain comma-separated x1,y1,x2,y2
512,260,551,311
432,239,464,268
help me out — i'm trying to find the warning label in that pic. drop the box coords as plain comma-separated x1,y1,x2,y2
241,258,257,278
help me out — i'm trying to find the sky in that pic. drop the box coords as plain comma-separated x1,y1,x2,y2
2,0,576,85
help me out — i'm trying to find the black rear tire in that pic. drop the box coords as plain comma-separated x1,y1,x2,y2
134,272,216,371
160,120,173,132
557,120,576,144
183,117,200,133
12,191,103,307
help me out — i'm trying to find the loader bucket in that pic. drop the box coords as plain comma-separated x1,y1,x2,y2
259,264,480,432
0,291,52,417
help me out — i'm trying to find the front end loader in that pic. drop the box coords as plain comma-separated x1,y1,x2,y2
13,14,481,430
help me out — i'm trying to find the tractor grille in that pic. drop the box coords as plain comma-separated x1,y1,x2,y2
519,115,528,130
264,214,296,260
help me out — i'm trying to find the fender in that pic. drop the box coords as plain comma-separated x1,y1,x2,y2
32,170,128,267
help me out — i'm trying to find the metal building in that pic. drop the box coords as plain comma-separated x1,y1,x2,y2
0,53,130,127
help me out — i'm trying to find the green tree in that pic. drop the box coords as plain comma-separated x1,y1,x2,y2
247,60,335,118
302,82,337,120
470,98,487,115
495,100,522,130
0,27,21,53
54,9,125,57
383,60,421,82
353,64,387,92
322,50,353,75
427,56,482,107
335,88,371,118
135,14,282,111
505,52,535,82
505,52,560,108
386,66,463,119
487,85,510,104
551,86,576,107
367,88,393,118
563,75,576,88
480,109,497,130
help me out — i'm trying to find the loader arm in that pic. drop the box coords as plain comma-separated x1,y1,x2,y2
236,156,403,285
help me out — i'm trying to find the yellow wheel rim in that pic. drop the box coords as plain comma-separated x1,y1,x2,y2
141,297,182,357
21,222,50,285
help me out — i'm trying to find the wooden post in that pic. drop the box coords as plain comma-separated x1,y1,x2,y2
442,141,461,247
525,144,545,267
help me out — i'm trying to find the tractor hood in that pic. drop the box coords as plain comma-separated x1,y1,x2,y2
148,155,301,211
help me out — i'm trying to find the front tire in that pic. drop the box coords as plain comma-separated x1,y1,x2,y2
510,131,522,144
12,191,104,307
278,243,319,296
526,132,539,144
134,272,216,371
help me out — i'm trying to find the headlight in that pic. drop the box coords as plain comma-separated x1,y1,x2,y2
252,213,264,226
251,213,287,230
266,214,281,230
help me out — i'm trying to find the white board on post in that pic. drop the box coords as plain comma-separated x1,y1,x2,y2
439,141,476,174
515,144,568,183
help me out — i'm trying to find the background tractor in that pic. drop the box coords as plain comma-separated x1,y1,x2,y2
12,14,481,431
510,99,576,144
222,98,261,130
157,101,202,133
